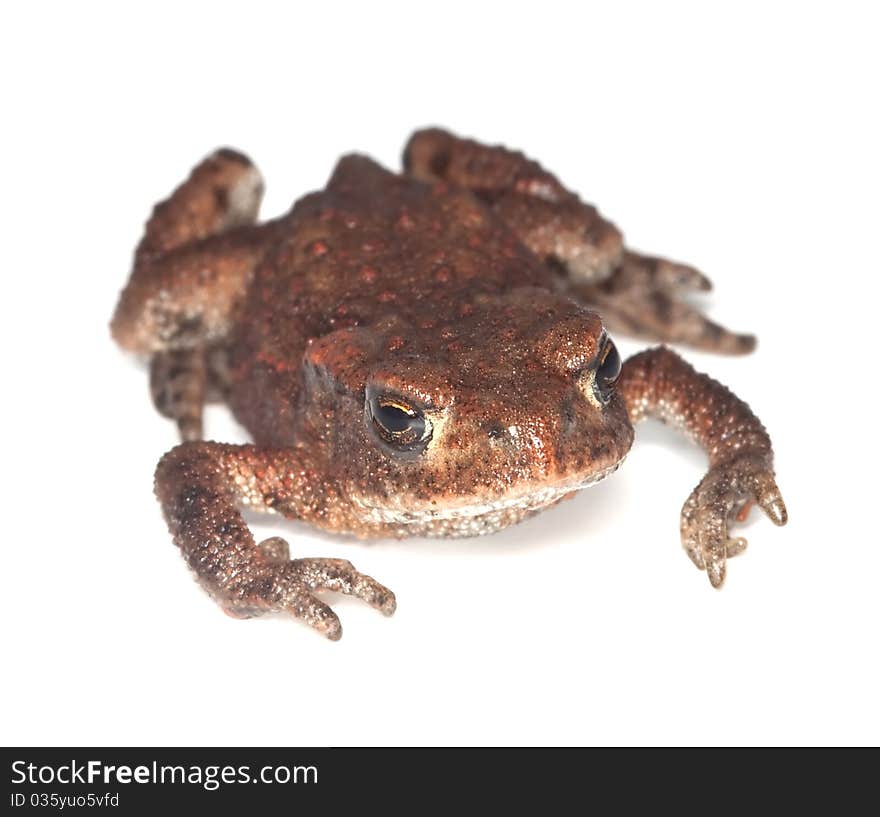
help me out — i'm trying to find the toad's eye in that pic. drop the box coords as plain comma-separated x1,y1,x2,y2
593,338,622,404
577,336,622,407
367,392,432,453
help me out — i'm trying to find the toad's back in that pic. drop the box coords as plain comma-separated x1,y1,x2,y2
228,155,551,435
233,155,549,364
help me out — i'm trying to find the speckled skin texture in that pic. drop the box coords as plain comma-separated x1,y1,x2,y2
112,129,787,639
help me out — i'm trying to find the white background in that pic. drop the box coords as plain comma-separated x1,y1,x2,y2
2,2,877,746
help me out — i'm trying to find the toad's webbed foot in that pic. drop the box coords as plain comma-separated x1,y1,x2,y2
681,454,787,588
574,251,756,354
226,543,396,640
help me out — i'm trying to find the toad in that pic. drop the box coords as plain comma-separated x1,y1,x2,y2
111,128,787,640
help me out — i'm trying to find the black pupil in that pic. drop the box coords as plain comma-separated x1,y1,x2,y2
375,403,416,434
597,341,621,390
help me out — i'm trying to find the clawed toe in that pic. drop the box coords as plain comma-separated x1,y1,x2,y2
757,483,788,526
649,258,712,293
681,458,787,588
231,550,396,639
292,558,397,616
689,538,748,588
283,588,343,641
284,558,396,638
705,545,727,588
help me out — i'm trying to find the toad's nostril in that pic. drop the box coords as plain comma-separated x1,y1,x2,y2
485,422,505,440
560,397,578,436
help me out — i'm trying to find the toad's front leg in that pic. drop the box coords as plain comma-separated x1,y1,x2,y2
618,347,788,587
154,442,396,639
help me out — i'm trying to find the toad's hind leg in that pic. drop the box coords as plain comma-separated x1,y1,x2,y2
573,251,756,354
404,127,625,282
404,128,755,354
111,149,278,439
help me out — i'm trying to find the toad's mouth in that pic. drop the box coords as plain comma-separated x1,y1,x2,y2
353,456,625,531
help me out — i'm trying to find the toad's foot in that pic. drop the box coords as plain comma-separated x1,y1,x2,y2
574,250,756,354
155,442,396,640
225,539,396,640
680,455,788,588
618,348,787,587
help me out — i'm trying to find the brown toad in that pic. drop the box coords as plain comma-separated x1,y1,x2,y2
111,128,787,640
